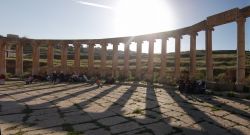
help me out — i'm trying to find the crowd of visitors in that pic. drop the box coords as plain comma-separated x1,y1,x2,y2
23,71,115,87
178,79,206,94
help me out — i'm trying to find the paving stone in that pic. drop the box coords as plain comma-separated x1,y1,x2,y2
85,128,111,135
145,122,174,135
97,116,128,126
230,125,250,135
63,114,92,124
73,123,98,132
110,122,142,134
224,114,250,126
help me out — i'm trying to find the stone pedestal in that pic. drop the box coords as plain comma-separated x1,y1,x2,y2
174,36,181,80
236,16,246,85
136,41,142,80
112,43,119,78
47,41,54,74
100,43,107,77
32,41,40,75
0,39,6,75
205,27,214,81
15,40,23,76
189,33,197,79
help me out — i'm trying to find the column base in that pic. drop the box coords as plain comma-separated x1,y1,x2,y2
235,83,245,92
205,81,216,89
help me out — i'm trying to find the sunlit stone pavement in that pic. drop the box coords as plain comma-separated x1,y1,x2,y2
0,81,249,135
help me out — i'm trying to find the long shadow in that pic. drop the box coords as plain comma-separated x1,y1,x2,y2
106,82,138,114
191,94,250,119
169,90,244,135
17,83,90,103
48,85,108,104
77,85,121,108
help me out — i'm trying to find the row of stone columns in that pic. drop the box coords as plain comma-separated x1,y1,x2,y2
0,16,246,84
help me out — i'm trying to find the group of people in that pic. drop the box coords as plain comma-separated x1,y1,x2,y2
178,79,206,94
0,74,6,85
24,71,115,88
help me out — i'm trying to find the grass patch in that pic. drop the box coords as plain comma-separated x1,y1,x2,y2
73,103,82,110
62,123,74,132
5,125,19,131
67,131,81,135
211,106,221,111
227,91,236,98
132,108,144,114
13,130,25,135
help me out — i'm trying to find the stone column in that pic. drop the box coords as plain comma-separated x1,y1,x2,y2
47,41,54,73
61,42,68,73
236,16,246,84
136,40,143,80
160,38,167,80
205,27,214,81
100,43,107,77
0,39,6,75
189,32,197,79
174,35,181,80
32,41,40,75
88,44,95,75
147,39,154,81
74,42,81,73
15,40,23,76
112,42,119,78
124,43,130,78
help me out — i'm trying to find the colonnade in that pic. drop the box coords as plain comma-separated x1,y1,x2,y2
0,6,249,85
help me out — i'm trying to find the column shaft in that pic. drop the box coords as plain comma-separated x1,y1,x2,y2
100,44,107,77
175,36,181,79
236,17,246,84
32,41,40,75
124,43,129,78
205,27,214,81
15,40,23,76
47,42,54,73
74,42,81,72
147,40,154,81
160,39,167,80
88,44,95,75
136,41,142,80
189,33,197,79
112,44,118,78
0,39,6,75
61,43,68,73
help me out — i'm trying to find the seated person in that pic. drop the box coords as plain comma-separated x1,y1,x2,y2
104,76,115,84
25,75,34,85
0,74,6,85
58,71,65,82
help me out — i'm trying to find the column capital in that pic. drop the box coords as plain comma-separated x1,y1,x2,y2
189,32,198,37
174,35,183,40
206,26,214,31
236,16,246,24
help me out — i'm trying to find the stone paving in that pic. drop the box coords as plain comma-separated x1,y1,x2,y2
0,81,249,135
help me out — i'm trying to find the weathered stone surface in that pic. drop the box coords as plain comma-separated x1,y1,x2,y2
85,128,111,135
145,122,174,135
97,116,128,126
110,122,142,134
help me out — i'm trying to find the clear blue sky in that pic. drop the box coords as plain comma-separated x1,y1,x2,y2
0,0,249,53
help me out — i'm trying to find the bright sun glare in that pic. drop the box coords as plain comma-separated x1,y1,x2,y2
114,0,176,36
